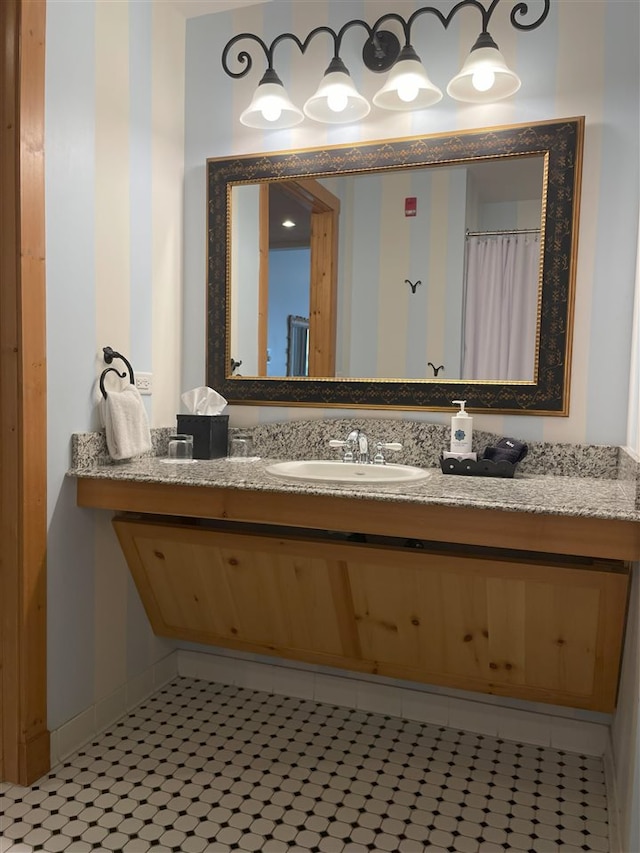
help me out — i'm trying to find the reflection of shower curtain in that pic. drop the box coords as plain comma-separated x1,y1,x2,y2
462,234,540,380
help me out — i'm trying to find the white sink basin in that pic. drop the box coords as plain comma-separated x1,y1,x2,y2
265,460,430,485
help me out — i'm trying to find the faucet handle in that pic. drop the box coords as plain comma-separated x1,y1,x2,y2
373,441,403,465
329,438,353,463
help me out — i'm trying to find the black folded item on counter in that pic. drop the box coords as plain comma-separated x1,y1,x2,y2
482,437,528,464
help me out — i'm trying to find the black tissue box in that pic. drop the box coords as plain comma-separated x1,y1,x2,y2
176,414,229,459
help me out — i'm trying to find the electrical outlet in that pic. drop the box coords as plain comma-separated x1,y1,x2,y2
135,372,152,395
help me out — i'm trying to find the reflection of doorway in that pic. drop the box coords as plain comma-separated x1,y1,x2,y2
267,248,310,376
259,180,340,377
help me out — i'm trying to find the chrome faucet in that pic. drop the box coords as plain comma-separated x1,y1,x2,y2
348,429,369,464
329,429,370,463
329,429,402,465
329,430,403,465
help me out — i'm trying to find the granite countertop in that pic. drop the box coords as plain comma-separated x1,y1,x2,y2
69,456,640,523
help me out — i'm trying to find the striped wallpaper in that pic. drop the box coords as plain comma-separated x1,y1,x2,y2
331,167,467,379
46,0,184,732
329,164,540,381
185,0,639,447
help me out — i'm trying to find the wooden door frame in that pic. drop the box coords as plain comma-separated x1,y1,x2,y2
0,0,49,785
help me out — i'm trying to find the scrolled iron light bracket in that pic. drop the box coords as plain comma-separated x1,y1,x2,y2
221,0,550,81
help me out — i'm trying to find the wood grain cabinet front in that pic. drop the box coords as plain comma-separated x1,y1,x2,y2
113,517,629,713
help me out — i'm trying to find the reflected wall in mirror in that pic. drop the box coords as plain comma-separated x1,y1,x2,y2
208,117,584,413
231,157,545,382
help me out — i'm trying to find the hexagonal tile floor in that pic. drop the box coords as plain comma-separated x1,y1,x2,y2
0,677,610,852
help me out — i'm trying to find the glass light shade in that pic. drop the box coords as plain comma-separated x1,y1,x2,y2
303,58,370,124
372,45,442,111
239,69,303,129
447,32,521,103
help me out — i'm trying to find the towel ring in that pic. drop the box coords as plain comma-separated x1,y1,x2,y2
99,366,127,399
103,346,135,382
100,346,136,399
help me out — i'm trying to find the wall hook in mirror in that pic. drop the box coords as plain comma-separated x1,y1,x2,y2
405,279,422,294
428,362,444,376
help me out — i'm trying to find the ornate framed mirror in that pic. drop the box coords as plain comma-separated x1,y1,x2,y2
207,116,583,413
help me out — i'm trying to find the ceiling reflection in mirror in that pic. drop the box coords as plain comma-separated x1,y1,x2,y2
208,118,583,413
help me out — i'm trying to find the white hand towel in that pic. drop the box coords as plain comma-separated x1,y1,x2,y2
101,384,152,461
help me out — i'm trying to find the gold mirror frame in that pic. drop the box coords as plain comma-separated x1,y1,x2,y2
207,116,583,414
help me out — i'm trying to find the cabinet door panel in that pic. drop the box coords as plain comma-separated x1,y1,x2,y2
134,537,241,638
132,536,287,645
115,521,348,657
114,518,629,712
523,582,600,696
440,572,490,679
347,550,627,709
348,561,431,670
348,561,494,679
214,546,291,646
485,577,527,686
267,553,347,655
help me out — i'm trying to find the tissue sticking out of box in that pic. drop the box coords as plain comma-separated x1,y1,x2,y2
181,386,228,416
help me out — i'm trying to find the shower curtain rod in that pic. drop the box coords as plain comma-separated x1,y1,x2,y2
466,227,541,237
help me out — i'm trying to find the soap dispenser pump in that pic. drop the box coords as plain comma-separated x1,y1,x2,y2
450,400,473,453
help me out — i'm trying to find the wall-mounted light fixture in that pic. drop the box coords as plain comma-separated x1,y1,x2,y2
222,0,550,129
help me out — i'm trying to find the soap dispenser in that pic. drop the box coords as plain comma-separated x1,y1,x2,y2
450,400,473,454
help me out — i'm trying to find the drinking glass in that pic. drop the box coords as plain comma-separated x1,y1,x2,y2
229,435,252,459
167,434,194,460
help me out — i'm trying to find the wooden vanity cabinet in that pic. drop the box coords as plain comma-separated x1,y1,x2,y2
113,516,629,713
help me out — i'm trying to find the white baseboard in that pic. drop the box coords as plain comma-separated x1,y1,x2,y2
49,652,178,767
46,646,612,770
177,648,611,757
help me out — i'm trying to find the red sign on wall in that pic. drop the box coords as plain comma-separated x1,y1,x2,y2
405,197,417,217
